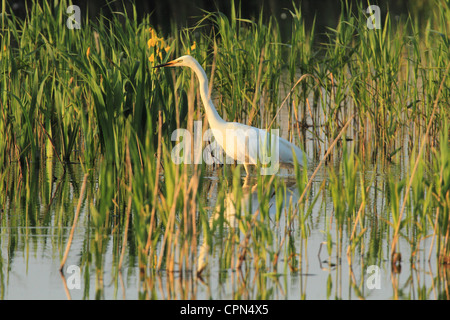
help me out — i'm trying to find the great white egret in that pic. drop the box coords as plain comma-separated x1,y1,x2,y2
154,55,308,175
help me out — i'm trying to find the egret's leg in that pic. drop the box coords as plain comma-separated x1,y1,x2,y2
244,163,250,176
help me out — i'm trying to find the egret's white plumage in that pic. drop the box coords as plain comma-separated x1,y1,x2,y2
154,55,308,175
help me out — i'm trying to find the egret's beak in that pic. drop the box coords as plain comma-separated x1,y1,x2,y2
153,59,178,69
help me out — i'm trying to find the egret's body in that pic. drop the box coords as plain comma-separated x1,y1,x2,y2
155,55,308,175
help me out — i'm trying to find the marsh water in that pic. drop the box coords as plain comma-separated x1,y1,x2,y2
1,106,448,300
0,162,445,300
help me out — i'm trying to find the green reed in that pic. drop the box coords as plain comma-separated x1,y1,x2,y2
1,0,448,168
431,122,450,262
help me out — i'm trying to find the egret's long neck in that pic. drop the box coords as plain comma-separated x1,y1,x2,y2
190,61,226,129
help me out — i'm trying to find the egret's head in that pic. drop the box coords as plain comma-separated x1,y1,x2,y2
153,55,197,69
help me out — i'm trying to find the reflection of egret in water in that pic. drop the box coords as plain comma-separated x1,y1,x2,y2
197,177,299,274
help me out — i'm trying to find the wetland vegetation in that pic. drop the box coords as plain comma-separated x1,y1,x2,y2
0,0,449,299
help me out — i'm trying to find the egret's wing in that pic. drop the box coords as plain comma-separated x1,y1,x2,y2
220,122,308,168
278,136,308,167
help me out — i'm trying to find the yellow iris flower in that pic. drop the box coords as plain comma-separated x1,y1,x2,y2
186,41,196,54
148,27,170,65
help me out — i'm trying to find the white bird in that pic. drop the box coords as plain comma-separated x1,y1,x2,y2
154,55,308,175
